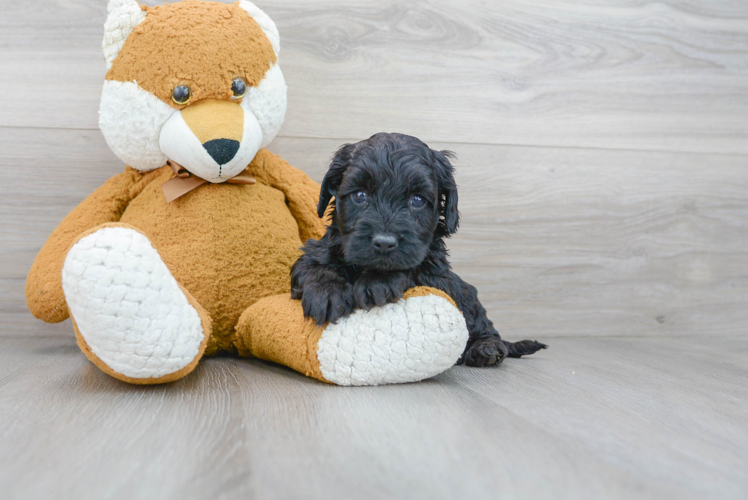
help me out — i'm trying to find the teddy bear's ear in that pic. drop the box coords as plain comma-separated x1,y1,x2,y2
239,1,281,56
102,0,147,69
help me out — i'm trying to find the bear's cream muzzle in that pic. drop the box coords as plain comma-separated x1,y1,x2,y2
159,99,263,184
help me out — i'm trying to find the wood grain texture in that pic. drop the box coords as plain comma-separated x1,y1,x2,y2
3,129,747,338
0,335,745,500
1,0,747,153
1,1,747,497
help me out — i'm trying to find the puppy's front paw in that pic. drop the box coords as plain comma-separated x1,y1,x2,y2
353,272,409,311
461,337,509,367
301,282,355,325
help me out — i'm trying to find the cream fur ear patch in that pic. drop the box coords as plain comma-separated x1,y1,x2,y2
103,0,147,69
239,1,281,55
316,294,469,386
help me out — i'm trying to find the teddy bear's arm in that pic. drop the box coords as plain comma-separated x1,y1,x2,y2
248,149,327,242
25,167,155,323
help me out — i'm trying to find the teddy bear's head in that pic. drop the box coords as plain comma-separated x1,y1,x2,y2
99,0,286,183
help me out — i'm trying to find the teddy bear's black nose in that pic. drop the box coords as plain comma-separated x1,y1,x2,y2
203,139,240,165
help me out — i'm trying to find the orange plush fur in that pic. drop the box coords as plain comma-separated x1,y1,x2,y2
26,0,326,374
27,151,325,357
234,286,458,383
26,0,462,385
107,0,277,109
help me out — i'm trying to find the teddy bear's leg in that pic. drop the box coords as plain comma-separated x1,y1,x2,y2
61,223,211,384
234,287,468,386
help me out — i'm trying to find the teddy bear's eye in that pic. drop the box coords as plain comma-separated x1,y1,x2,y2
172,85,191,105
231,77,247,99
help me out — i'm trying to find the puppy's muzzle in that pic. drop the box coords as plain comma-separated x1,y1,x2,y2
372,234,398,253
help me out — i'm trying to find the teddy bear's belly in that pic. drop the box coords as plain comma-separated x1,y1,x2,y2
119,179,304,355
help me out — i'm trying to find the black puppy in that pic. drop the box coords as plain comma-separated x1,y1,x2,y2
291,132,546,367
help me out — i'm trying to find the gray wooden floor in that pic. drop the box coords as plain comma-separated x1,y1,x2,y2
1,335,746,499
1,0,747,498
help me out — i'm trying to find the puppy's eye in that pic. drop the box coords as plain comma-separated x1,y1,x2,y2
231,77,247,99
351,190,367,204
172,85,191,105
410,194,426,208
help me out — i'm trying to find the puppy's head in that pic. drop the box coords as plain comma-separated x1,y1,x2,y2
318,133,459,271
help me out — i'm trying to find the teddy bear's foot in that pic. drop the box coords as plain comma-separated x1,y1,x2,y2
62,224,211,384
318,287,469,385
235,287,468,386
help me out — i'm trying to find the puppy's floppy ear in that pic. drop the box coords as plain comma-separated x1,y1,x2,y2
432,149,460,235
318,143,355,218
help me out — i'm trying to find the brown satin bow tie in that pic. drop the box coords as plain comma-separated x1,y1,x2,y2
162,159,256,203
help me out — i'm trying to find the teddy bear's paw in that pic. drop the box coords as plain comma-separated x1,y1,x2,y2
62,226,208,384
316,290,468,386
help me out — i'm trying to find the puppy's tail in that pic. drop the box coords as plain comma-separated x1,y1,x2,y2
503,340,548,358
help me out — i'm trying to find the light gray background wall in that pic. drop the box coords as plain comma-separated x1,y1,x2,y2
2,0,746,340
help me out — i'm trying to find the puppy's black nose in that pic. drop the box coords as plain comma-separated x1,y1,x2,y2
203,139,240,165
372,234,398,252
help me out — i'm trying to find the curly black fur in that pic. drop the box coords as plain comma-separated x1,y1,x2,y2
291,132,547,367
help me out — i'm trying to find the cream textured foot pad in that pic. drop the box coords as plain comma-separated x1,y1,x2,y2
62,227,206,381
317,294,469,386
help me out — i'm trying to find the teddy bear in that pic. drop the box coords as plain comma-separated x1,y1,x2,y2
25,0,468,386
